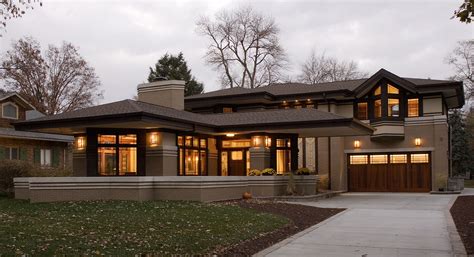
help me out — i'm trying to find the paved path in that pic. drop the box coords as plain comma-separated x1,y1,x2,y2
263,192,465,257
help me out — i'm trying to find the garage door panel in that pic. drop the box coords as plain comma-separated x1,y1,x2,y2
348,152,431,192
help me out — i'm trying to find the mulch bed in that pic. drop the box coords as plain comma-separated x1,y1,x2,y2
450,196,474,254
212,200,345,256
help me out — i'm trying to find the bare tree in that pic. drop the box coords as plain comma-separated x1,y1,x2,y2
0,37,102,115
446,40,473,99
297,51,368,84
196,6,287,89
0,0,42,35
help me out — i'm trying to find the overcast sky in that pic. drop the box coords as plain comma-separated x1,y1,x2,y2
0,0,472,104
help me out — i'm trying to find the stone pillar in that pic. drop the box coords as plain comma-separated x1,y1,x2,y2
146,132,178,176
432,117,449,190
207,138,218,176
249,147,271,170
72,135,87,176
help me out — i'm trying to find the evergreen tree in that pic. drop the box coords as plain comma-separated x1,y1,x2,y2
148,52,204,96
449,109,474,176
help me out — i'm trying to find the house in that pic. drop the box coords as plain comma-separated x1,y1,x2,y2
14,69,464,197
0,91,72,168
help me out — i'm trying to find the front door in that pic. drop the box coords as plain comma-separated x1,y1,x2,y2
222,150,247,176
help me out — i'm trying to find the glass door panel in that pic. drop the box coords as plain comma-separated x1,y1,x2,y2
119,147,137,175
98,147,116,175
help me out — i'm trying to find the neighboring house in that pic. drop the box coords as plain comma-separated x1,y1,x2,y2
0,91,73,168
14,69,464,192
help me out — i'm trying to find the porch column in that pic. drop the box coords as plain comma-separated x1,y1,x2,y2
250,136,271,170
146,132,178,176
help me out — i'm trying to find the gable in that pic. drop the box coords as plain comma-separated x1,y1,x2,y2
0,93,36,111
352,69,418,98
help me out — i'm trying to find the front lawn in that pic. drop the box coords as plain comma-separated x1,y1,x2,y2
0,197,288,256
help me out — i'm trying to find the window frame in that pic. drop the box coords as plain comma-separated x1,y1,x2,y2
5,147,19,160
40,148,52,167
177,134,208,176
97,133,138,176
2,102,19,120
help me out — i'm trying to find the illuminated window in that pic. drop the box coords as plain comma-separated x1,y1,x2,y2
221,152,228,176
411,154,429,163
374,86,381,96
178,135,208,176
119,134,137,144
223,107,233,113
98,135,116,144
408,99,419,117
295,105,302,109
306,104,314,108
390,154,407,164
350,155,368,165
231,151,243,160
370,155,388,164
276,149,291,174
277,139,291,147
357,102,368,120
374,99,382,118
222,139,251,148
97,133,137,176
388,98,400,117
388,84,399,94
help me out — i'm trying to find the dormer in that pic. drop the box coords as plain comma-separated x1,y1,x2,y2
0,92,36,128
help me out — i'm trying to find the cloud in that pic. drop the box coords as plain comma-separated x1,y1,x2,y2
0,0,471,103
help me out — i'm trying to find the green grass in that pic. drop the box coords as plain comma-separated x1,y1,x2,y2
0,197,288,256
464,180,474,188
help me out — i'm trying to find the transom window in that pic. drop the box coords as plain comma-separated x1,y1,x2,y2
408,98,419,117
2,102,18,119
357,102,368,120
387,84,399,94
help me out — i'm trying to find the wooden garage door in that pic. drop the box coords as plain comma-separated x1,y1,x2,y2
348,153,431,192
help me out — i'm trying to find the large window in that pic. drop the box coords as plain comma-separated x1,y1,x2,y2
276,138,291,174
97,134,137,176
388,98,399,117
374,99,382,118
178,135,207,176
5,147,19,160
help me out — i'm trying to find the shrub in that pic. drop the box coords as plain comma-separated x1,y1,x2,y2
0,160,33,194
261,168,276,176
286,172,297,195
248,169,261,176
295,167,312,175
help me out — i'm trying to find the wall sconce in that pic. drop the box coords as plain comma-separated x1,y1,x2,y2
252,136,262,147
149,132,159,147
265,137,272,148
354,140,360,149
415,138,421,146
75,136,86,150
226,133,235,137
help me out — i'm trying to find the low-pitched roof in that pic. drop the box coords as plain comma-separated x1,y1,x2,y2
185,69,464,108
14,99,373,136
0,127,73,142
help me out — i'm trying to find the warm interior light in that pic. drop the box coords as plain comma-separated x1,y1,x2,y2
295,100,299,103
415,138,421,146
75,136,85,150
265,137,272,148
307,99,311,102
253,136,261,147
150,132,159,147
226,133,235,137
354,140,361,148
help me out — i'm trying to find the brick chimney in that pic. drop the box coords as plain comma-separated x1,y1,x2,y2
137,79,185,110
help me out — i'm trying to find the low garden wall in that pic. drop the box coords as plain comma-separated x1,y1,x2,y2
14,175,318,203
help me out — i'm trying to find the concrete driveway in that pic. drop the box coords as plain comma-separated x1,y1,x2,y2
261,193,463,257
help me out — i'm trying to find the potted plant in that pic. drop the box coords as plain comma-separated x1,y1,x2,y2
248,169,261,176
296,167,312,175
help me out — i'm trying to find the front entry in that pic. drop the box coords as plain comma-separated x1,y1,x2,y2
348,152,431,192
221,150,249,176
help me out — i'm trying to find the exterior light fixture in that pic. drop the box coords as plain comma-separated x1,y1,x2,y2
354,140,361,148
75,136,86,150
295,100,299,103
415,138,421,146
282,100,287,104
252,136,262,147
226,133,235,137
149,132,159,147
307,99,311,102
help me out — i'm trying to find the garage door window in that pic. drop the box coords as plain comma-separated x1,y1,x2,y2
350,155,368,165
411,154,429,163
390,154,407,163
370,155,388,164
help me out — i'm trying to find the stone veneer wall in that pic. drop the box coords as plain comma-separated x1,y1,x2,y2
14,175,318,203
